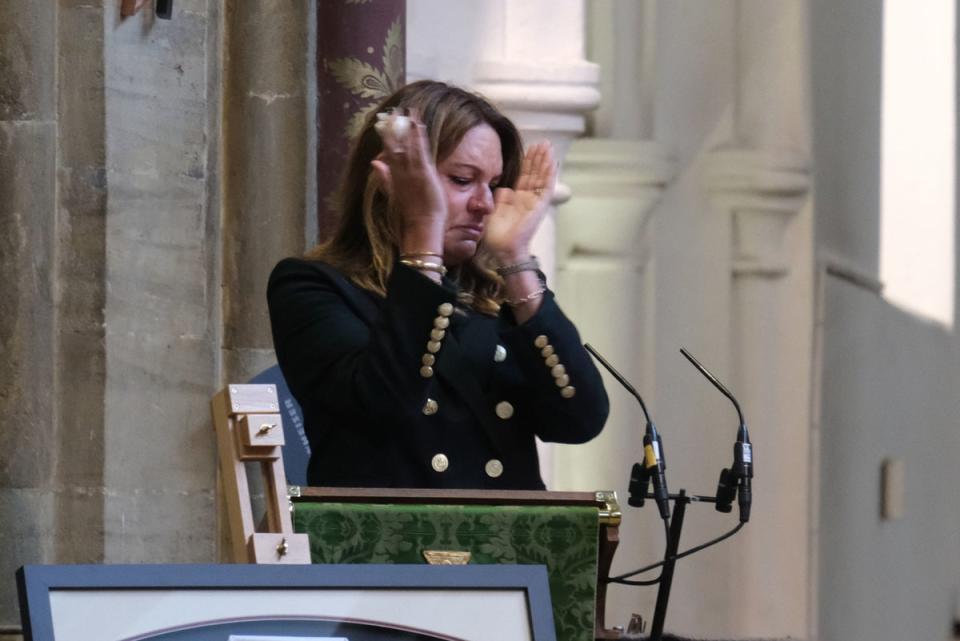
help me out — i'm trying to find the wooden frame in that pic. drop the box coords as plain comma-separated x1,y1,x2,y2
17,563,556,641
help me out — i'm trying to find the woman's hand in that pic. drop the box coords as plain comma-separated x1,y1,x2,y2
370,113,448,250
483,141,557,264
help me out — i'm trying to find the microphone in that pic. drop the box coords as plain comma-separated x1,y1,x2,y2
585,344,670,520
680,348,752,523
714,468,736,514
733,424,753,523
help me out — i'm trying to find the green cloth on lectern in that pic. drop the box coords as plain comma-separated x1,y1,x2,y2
293,502,599,641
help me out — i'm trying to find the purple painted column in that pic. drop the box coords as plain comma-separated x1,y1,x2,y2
316,0,406,242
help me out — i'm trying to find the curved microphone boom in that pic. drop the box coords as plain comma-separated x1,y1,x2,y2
679,348,753,523
585,344,670,520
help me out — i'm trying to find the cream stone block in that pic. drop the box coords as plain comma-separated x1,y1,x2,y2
559,138,674,262
704,148,810,277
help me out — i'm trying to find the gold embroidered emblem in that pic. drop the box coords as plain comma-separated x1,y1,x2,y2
423,550,472,565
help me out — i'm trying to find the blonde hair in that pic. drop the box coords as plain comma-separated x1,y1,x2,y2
306,81,524,315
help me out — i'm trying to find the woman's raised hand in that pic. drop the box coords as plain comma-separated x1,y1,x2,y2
370,112,448,245
484,141,557,264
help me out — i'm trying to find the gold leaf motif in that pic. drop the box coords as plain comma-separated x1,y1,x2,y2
328,16,403,141
327,58,391,100
382,18,404,90
344,104,376,140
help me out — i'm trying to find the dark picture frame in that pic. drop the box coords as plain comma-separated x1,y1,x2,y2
17,563,556,641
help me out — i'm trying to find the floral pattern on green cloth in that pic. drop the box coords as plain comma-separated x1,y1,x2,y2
294,502,599,641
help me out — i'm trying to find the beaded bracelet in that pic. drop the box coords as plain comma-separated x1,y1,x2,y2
399,258,447,276
505,286,546,307
496,256,540,277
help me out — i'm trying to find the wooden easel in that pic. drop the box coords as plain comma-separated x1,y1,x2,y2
211,384,310,563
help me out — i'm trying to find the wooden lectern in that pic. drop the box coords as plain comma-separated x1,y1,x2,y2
213,383,623,641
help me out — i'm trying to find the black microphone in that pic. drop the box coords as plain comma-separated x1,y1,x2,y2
733,424,753,523
714,467,736,514
585,344,671,520
680,348,752,523
642,419,671,520
628,462,649,509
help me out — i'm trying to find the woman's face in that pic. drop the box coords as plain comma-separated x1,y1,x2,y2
437,123,503,265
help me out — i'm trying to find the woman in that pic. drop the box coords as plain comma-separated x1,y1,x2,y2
268,80,608,490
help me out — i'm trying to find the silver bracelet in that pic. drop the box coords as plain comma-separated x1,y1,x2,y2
505,286,546,307
496,256,539,277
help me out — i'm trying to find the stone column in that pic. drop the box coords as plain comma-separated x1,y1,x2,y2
553,141,673,492
316,0,405,241
54,1,108,569
0,2,58,632
101,0,221,564
1,2,109,634
702,1,813,636
222,1,312,384
472,0,601,281
587,0,657,140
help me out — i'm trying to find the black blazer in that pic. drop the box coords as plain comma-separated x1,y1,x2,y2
267,258,609,490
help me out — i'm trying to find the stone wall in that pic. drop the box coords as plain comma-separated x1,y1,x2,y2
0,0,311,634
1,1,103,634
100,0,220,565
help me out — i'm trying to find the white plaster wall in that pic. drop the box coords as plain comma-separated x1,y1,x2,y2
817,279,960,641
810,0,882,276
811,0,960,639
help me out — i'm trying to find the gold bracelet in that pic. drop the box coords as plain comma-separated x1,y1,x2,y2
505,286,546,306
400,258,448,276
400,251,443,260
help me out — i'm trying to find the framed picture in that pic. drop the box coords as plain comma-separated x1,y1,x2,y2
17,564,556,641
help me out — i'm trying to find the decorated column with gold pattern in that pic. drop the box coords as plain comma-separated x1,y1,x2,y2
316,0,405,241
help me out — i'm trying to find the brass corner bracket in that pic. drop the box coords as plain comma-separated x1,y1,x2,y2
596,490,621,526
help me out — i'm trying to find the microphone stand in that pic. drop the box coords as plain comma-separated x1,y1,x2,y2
585,343,748,641
645,349,749,640
647,490,721,640
651,491,685,641
645,490,718,641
